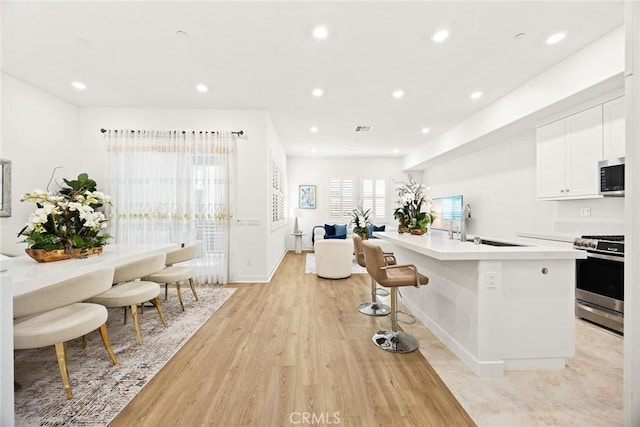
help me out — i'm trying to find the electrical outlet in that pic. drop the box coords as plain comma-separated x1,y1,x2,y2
246,258,252,266
486,272,496,289
579,207,591,217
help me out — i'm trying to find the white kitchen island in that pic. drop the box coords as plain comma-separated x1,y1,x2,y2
374,230,586,377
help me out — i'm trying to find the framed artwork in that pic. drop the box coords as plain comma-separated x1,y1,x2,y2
298,185,316,209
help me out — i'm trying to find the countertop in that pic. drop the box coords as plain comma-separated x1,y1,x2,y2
373,230,587,261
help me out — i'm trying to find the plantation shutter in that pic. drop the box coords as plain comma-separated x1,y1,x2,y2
362,178,386,220
329,178,353,217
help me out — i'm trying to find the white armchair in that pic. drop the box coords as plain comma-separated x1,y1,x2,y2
314,239,354,279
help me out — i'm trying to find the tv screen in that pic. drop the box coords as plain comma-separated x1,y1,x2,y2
430,195,463,231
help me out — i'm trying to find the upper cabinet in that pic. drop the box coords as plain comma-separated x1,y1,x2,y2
603,96,626,159
536,104,604,200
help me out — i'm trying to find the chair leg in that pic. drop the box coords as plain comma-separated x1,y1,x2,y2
189,277,199,301
153,297,168,327
99,323,119,365
165,283,168,301
54,342,73,399
390,287,399,332
131,304,143,345
82,335,88,349
176,282,185,311
358,277,390,316
123,306,128,325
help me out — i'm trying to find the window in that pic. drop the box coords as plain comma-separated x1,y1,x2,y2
271,158,286,229
329,178,353,218
362,178,386,220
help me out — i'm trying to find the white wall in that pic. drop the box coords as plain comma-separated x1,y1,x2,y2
422,127,624,241
286,157,411,250
405,26,625,172
0,73,82,255
79,107,286,282
266,114,288,278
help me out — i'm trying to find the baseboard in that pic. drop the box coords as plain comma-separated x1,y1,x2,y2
401,297,504,378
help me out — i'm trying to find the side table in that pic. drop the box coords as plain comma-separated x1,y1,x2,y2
291,233,306,254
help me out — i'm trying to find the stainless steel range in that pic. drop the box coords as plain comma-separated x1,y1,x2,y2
574,235,624,334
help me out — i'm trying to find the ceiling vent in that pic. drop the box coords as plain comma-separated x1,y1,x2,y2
355,125,372,132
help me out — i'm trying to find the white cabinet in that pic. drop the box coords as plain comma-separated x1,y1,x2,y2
603,96,625,159
536,105,603,200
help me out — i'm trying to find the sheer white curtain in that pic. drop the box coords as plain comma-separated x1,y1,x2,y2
105,130,235,284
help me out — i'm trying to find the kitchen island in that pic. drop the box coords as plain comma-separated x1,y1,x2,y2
374,230,586,377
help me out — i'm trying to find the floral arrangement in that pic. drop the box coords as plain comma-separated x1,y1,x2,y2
350,205,372,239
18,173,111,252
393,176,433,233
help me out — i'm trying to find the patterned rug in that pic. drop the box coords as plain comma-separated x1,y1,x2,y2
13,286,235,426
304,253,367,274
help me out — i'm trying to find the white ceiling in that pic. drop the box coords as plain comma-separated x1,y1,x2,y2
1,1,624,158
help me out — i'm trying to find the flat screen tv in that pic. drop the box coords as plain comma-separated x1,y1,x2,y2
430,195,463,231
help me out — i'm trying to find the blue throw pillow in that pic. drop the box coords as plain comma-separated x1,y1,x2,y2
324,224,336,236
369,224,385,239
335,224,347,236
367,224,375,239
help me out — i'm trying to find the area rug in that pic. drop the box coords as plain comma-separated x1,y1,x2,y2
304,253,367,274
13,286,235,427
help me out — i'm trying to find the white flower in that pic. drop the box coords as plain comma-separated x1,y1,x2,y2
402,193,414,205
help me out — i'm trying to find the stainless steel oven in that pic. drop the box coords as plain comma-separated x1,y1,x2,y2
574,235,624,334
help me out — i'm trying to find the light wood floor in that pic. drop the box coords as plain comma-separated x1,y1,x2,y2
111,251,475,426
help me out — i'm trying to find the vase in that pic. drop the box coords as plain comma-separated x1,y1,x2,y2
25,247,104,263
410,228,427,236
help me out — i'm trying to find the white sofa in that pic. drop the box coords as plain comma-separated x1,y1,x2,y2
314,239,354,279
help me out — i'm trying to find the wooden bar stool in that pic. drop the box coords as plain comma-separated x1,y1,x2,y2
353,234,393,316
362,241,429,353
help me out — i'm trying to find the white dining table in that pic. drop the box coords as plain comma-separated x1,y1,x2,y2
0,243,179,426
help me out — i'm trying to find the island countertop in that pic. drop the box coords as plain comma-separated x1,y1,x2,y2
373,230,586,261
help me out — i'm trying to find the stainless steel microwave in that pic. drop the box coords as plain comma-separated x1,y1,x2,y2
599,157,625,196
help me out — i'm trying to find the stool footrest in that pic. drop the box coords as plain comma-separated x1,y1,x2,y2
395,310,416,325
375,288,390,297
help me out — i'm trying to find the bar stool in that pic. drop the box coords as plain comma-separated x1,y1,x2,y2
362,241,429,353
353,234,393,316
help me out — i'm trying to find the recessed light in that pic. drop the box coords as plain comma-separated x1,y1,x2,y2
310,126,319,133
431,29,449,42
311,148,317,154
312,88,324,97
196,84,208,93
312,26,329,40
514,32,526,40
176,30,188,38
71,81,87,90
421,127,431,135
470,91,483,100
392,89,405,99
546,32,567,45
393,148,400,154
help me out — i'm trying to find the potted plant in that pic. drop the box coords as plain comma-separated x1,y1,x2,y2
18,173,112,262
393,175,433,234
350,206,372,240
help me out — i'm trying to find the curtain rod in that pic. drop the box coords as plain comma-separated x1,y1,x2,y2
100,128,244,136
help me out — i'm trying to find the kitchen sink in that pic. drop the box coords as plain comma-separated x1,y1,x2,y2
469,238,525,247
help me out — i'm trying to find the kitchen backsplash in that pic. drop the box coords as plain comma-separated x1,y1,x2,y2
555,197,625,236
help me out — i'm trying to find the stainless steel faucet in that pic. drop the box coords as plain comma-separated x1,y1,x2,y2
460,204,471,242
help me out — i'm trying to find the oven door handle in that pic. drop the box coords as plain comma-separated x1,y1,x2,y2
585,251,625,262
